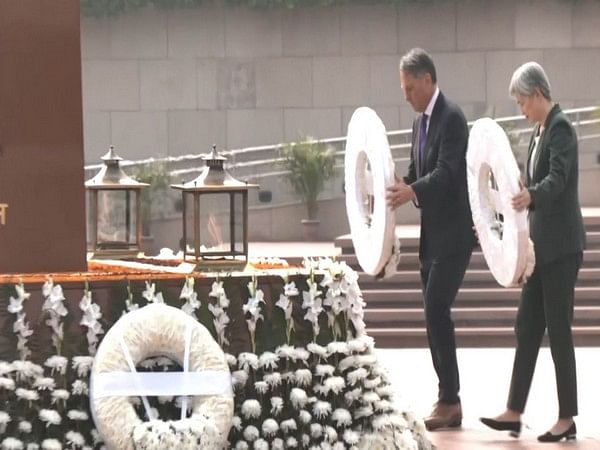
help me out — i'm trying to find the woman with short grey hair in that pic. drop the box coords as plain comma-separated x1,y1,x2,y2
480,61,586,443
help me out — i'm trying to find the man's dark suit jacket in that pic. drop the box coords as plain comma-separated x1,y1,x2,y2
526,104,586,265
404,91,475,261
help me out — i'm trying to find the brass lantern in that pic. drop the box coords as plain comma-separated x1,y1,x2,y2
85,146,148,258
172,145,258,270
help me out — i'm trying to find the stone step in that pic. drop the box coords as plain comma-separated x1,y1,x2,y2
356,267,600,290
362,286,600,308
367,326,600,348
364,305,600,327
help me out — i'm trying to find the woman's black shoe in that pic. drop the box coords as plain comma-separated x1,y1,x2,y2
537,422,576,442
479,417,522,437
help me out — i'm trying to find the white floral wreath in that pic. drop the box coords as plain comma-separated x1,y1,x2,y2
467,118,535,287
345,107,400,278
90,303,234,450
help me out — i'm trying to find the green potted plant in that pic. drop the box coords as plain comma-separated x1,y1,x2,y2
278,137,336,241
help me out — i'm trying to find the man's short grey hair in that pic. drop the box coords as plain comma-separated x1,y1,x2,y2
399,48,437,83
509,61,552,100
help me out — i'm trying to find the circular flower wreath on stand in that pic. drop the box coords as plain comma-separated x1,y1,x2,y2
90,303,234,450
467,118,535,287
345,107,401,279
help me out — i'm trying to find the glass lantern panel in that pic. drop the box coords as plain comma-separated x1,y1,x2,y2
86,191,94,248
199,192,232,256
183,192,196,255
96,189,137,247
232,192,244,254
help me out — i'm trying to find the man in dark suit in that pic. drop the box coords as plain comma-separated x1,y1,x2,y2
387,48,475,431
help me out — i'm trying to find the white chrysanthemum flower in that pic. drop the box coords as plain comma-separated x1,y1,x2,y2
238,353,259,372
44,356,68,375
332,442,346,450
241,399,261,419
0,377,15,390
18,421,31,434
0,363,13,377
307,342,327,358
271,438,284,450
33,377,55,391
343,429,360,445
298,410,312,425
327,341,349,355
324,376,345,395
67,410,89,421
373,414,392,431
270,396,284,416
1,437,23,450
65,431,85,447
315,364,335,377
231,370,248,389
254,439,268,450
13,361,43,380
231,415,242,431
292,348,309,362
375,399,394,413
40,439,61,450
364,376,382,390
51,389,70,404
363,391,380,403
347,367,368,385
70,380,88,396
15,388,39,402
376,384,394,398
324,426,338,442
310,423,323,439
280,418,297,433
225,353,237,367
71,356,94,378
286,437,298,448
39,409,61,426
294,369,312,387
234,441,249,450
332,408,352,427
313,384,328,395
275,344,295,360
313,401,332,419
346,338,367,353
355,405,374,419
263,372,282,388
243,425,259,442
0,411,11,432
290,388,308,409
338,355,357,372
355,354,377,368
261,418,279,437
301,434,310,447
254,381,269,395
258,352,279,370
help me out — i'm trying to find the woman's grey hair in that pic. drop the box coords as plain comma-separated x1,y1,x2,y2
509,62,552,100
399,48,437,83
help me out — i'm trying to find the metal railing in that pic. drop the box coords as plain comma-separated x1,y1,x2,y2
84,106,600,214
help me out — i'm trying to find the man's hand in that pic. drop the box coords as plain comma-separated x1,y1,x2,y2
386,180,416,210
512,180,532,212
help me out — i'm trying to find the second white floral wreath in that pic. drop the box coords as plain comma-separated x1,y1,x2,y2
467,118,535,287
90,303,234,450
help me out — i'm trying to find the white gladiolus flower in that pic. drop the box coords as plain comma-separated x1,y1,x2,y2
270,397,284,416
71,357,94,378
312,401,332,419
39,409,61,426
242,425,259,442
254,381,269,395
283,281,299,297
280,419,297,433
315,364,335,377
290,388,308,409
275,294,293,320
261,418,278,437
41,440,61,450
241,399,261,419
343,429,360,445
258,352,279,370
263,372,282,388
0,378,15,390
18,421,32,434
142,281,164,304
324,376,345,394
310,423,323,438
33,377,55,391
294,369,312,387
1,437,24,450
65,431,85,447
67,410,89,421
332,408,352,427
298,410,312,425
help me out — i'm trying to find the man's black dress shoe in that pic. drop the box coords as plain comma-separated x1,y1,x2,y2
537,422,576,442
479,417,521,437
